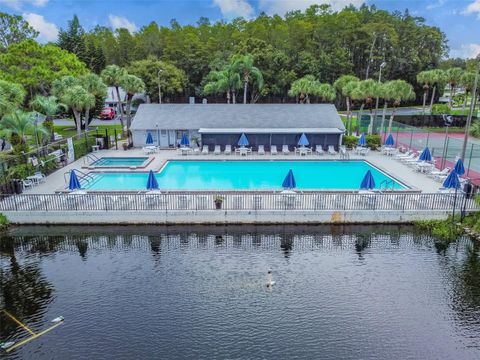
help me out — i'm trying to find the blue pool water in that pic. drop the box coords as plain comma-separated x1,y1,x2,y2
84,160,406,190
92,157,148,167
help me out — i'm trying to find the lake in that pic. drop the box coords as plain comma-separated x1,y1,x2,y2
1,225,479,359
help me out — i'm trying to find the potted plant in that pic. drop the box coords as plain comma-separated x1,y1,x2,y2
214,195,224,209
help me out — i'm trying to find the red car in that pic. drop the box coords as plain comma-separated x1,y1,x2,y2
100,107,116,120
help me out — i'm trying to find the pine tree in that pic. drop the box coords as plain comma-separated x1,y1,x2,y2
57,15,87,64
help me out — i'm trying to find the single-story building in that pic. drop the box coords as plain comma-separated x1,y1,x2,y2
130,104,345,150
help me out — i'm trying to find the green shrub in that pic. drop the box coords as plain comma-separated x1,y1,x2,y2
342,136,357,149
431,104,450,115
7,163,35,180
73,138,88,160
415,218,464,242
0,213,8,231
365,135,381,150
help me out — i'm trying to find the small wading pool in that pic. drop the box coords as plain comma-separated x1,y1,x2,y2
91,157,149,167
82,160,408,190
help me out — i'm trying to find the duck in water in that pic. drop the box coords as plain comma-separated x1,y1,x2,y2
266,269,275,287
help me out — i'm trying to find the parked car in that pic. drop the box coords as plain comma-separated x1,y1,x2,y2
100,107,116,120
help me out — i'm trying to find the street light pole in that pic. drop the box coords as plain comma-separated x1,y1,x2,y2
158,69,163,104
460,55,479,162
374,62,386,136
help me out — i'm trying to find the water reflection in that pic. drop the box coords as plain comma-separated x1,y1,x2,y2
0,225,479,359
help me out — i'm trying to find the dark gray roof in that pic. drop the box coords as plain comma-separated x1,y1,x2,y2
131,104,345,133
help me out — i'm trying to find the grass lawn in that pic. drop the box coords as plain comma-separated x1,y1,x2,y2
54,124,125,139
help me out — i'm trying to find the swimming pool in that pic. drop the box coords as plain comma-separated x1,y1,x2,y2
83,160,407,190
91,157,148,167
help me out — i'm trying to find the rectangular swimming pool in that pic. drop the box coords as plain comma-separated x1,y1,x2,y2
83,160,407,190
91,157,149,167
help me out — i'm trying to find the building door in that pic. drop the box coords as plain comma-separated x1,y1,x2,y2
159,129,169,147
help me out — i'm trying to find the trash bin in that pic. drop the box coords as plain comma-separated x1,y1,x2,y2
463,182,474,199
14,179,23,194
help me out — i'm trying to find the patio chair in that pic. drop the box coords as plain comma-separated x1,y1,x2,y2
427,167,450,178
315,145,324,155
22,179,34,190
271,145,278,155
202,145,209,155
328,145,337,155
361,148,370,156
224,145,232,155
214,145,221,155
34,171,46,183
394,151,413,159
282,145,290,155
258,145,265,155
193,147,201,155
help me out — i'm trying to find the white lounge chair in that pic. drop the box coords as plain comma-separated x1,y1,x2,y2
214,145,221,155
224,145,232,155
202,145,209,155
258,145,265,155
428,167,450,178
315,145,324,155
22,179,34,190
282,145,290,155
271,145,278,155
328,145,337,155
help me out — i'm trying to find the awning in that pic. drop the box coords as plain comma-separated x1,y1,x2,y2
198,128,344,134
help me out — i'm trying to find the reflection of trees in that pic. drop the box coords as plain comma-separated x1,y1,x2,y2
355,234,371,260
449,243,480,329
0,235,53,339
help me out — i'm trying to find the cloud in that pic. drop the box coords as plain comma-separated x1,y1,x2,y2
22,12,58,42
258,0,364,15
426,0,445,10
450,43,480,59
108,14,138,32
213,0,254,18
0,0,48,11
462,0,480,18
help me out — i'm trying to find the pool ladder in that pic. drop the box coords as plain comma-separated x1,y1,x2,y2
64,169,95,186
379,179,396,192
84,153,100,165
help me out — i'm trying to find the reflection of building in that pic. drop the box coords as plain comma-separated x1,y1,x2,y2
131,104,345,149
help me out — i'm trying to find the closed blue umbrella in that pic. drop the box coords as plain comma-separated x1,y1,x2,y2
146,170,159,190
68,170,81,190
418,147,432,162
358,133,367,146
282,169,296,189
454,158,465,176
443,169,461,189
146,132,154,145
360,170,376,190
298,133,309,147
180,133,190,147
238,133,249,147
385,133,395,146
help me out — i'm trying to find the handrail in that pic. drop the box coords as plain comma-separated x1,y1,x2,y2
379,179,396,192
84,153,100,164
63,169,95,185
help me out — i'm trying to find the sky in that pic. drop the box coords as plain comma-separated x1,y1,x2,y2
0,0,479,59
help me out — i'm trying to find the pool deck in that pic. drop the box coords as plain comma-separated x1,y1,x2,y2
26,147,442,194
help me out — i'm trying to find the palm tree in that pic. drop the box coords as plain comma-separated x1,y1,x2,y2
382,80,415,134
445,67,464,109
0,110,48,146
428,69,446,114
203,65,242,104
30,95,66,141
62,85,95,135
288,75,322,104
120,74,145,129
334,75,359,135
79,73,107,127
232,54,264,104
101,65,128,129
318,83,336,103
0,80,25,118
460,72,476,115
416,70,435,115
351,79,381,135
